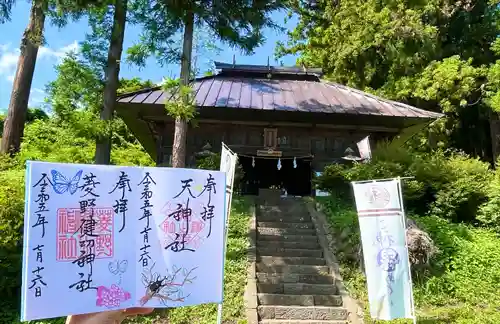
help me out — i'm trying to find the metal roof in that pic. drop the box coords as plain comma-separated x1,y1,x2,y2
117,76,443,120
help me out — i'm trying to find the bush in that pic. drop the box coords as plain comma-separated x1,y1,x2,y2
318,196,500,323
0,167,24,300
477,164,500,230
316,143,492,224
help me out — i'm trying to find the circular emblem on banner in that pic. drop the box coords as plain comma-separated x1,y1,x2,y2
364,185,390,208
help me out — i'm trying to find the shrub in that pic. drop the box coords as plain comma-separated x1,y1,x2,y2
0,167,24,299
316,144,492,224
318,196,500,323
477,164,500,230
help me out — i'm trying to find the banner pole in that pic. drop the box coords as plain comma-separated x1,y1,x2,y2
352,176,414,184
396,177,417,324
217,143,238,324
216,303,223,324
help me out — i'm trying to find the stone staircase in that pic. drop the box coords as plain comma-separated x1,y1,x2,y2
254,199,349,324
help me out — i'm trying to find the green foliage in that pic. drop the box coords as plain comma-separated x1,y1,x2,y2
0,165,24,300
162,78,197,121
0,108,48,137
127,0,286,68
196,152,221,170
118,77,155,95
0,0,16,23
477,164,500,230
45,53,103,116
44,55,154,146
318,196,500,323
317,144,492,224
281,0,500,159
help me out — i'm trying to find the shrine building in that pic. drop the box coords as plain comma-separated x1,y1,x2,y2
115,62,442,196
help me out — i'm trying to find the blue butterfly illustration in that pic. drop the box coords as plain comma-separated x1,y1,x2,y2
51,169,83,195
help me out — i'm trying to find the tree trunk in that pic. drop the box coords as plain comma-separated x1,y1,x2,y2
0,2,45,155
171,11,194,168
94,0,128,165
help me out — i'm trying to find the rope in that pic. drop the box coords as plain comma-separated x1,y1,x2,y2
235,153,314,160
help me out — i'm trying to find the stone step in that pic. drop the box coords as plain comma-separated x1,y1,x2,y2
258,293,343,307
257,214,311,223
259,203,307,211
256,263,330,275
258,221,314,229
258,305,348,321
260,320,347,324
258,234,319,243
259,206,308,212
257,240,321,250
257,283,338,295
259,256,326,266
258,227,316,236
256,272,334,285
258,247,323,258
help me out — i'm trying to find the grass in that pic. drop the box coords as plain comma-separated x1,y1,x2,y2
317,196,500,324
7,195,252,324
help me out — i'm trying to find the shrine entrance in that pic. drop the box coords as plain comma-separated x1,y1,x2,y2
239,156,312,196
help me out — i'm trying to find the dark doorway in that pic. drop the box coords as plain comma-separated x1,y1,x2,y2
239,156,312,196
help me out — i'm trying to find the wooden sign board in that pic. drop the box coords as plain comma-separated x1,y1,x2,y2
257,149,282,157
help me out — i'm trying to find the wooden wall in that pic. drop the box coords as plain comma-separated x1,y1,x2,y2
157,120,391,170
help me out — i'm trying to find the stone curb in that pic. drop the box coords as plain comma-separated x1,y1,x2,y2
305,199,365,324
245,201,259,324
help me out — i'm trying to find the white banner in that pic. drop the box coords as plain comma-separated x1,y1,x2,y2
22,161,227,321
352,178,415,321
220,143,237,224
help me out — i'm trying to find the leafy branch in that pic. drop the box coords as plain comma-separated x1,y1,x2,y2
162,78,197,122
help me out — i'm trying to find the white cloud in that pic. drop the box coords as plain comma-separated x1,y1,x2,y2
0,44,19,83
28,88,46,107
38,40,80,60
0,41,80,82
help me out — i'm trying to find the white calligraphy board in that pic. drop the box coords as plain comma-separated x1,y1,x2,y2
351,179,415,321
21,161,227,321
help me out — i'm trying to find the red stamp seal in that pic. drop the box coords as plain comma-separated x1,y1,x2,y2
159,201,206,251
56,207,114,261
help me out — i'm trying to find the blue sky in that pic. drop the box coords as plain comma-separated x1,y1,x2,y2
0,2,298,110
